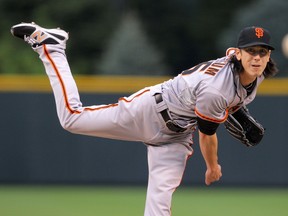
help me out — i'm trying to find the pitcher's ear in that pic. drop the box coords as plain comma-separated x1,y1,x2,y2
235,48,241,61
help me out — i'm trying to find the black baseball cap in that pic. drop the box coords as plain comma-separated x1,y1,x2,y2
237,26,275,50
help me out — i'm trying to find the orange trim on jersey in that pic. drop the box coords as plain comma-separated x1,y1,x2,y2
195,107,228,123
43,45,149,113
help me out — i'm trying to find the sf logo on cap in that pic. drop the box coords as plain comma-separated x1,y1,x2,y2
255,28,264,38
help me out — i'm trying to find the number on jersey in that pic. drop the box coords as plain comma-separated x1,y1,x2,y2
182,61,226,76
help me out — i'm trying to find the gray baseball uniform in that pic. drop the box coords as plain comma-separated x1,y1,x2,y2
34,44,263,216
11,22,277,216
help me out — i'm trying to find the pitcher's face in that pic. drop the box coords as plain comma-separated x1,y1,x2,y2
236,46,271,79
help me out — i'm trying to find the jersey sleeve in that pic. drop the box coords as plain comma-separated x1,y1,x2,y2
195,86,229,124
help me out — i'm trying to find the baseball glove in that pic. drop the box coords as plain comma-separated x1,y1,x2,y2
224,107,265,147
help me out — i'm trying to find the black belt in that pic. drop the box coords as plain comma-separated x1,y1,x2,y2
154,94,186,133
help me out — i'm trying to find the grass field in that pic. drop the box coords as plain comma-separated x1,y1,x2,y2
0,185,287,216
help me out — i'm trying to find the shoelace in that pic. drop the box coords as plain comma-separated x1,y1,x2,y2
24,35,40,47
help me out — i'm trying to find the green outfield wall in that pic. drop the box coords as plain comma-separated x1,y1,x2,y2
0,75,287,186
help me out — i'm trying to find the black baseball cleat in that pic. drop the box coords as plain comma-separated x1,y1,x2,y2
11,22,69,48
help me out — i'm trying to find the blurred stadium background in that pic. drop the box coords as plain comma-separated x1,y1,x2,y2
0,0,288,215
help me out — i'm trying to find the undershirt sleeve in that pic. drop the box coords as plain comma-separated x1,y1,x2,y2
197,117,220,135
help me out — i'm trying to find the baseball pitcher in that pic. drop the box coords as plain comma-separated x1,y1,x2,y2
11,23,278,216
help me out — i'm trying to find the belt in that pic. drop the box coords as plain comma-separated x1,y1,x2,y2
154,93,186,133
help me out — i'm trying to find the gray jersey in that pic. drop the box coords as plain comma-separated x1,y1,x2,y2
13,22,273,216
161,55,265,127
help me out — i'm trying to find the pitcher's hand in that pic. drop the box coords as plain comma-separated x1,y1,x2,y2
205,164,222,186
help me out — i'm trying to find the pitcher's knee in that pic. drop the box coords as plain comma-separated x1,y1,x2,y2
145,188,173,216
58,115,80,134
